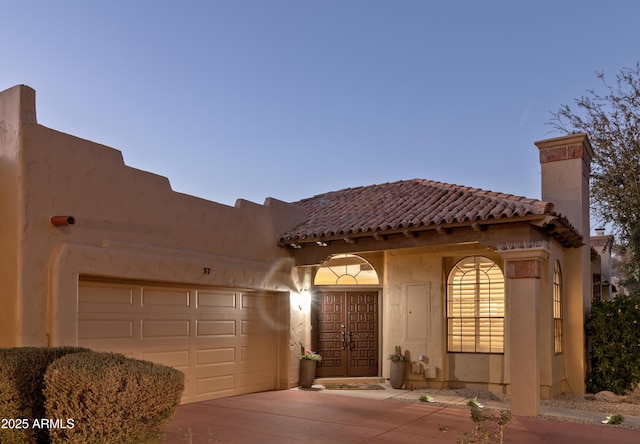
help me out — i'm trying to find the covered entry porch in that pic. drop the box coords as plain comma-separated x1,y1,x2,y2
281,161,590,416
310,253,381,378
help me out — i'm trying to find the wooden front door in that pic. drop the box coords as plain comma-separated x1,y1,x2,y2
315,290,378,377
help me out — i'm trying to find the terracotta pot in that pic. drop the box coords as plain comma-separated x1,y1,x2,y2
299,359,317,388
389,360,406,389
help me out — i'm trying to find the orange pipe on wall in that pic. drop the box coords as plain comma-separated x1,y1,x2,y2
50,216,75,227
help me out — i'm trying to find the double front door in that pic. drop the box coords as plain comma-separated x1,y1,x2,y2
315,290,379,377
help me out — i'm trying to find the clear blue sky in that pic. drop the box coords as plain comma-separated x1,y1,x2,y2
2,1,639,209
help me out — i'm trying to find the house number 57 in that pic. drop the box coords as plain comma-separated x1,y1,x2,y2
203,267,211,275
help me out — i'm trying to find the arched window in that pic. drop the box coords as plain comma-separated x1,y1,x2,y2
313,254,379,286
447,256,504,353
553,261,563,354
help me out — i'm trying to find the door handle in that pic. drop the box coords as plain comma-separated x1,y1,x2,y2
346,331,354,350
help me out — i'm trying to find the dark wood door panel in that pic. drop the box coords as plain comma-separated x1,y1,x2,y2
346,291,378,376
316,292,346,376
316,290,378,377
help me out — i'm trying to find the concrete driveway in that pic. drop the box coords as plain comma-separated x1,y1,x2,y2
162,389,640,443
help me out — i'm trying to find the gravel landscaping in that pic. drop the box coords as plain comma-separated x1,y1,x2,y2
542,392,640,418
390,388,640,429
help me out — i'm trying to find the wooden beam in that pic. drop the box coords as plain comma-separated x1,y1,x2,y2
372,232,387,241
289,222,538,265
436,226,452,235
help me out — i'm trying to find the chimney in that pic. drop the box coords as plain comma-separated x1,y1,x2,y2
535,134,594,395
534,134,593,239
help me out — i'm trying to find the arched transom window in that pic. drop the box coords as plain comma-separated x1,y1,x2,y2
314,254,379,286
447,256,504,353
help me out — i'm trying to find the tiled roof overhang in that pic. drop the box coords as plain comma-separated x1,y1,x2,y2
279,179,584,250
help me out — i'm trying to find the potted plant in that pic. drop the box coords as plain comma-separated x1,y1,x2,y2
388,345,408,389
299,343,322,388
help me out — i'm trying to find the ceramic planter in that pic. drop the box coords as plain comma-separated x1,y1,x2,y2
299,359,317,388
389,360,407,389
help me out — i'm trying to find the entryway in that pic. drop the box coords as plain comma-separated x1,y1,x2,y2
314,290,379,377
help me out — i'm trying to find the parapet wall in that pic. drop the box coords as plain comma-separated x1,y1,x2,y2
0,85,305,346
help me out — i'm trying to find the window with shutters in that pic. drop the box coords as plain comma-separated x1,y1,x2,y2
447,256,504,353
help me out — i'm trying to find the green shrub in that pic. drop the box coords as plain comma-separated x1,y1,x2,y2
586,295,640,394
603,413,625,425
44,352,184,444
0,346,91,444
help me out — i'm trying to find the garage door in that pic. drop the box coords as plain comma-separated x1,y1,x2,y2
78,279,280,404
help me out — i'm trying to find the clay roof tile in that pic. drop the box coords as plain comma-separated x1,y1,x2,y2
280,179,564,242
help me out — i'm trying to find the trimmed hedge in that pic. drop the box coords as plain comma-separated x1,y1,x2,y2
0,346,91,444
44,352,184,444
586,295,640,394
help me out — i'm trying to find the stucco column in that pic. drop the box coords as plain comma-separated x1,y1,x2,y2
501,247,549,417
535,134,592,396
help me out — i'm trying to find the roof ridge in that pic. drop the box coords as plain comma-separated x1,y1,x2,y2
295,178,422,203
296,178,549,204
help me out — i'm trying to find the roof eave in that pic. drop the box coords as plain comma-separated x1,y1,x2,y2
279,214,555,248
530,215,584,248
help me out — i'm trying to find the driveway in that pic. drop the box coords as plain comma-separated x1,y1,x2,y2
162,389,640,443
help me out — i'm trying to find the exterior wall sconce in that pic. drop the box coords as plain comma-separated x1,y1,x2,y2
298,290,311,312
50,216,75,227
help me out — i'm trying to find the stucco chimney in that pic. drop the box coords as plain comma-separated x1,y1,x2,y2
535,134,593,396
534,133,593,238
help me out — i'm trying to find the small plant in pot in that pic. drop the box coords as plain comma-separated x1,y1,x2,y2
299,343,322,388
388,346,408,389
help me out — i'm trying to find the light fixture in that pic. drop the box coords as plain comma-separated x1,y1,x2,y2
298,289,312,311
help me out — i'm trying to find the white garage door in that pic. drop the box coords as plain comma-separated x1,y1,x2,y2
78,279,280,404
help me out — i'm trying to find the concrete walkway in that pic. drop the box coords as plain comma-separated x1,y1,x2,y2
162,384,640,443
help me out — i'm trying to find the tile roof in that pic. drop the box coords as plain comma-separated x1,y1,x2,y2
280,179,559,243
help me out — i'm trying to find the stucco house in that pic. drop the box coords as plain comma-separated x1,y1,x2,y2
591,228,615,302
1,85,596,416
